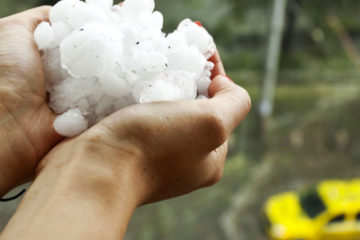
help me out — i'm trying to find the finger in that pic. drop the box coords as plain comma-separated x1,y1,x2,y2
209,49,226,79
206,75,251,135
7,6,51,31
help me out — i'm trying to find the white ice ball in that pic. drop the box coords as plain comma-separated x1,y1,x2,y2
139,80,183,103
164,32,188,54
50,0,78,24
94,95,115,116
49,76,99,114
197,76,211,97
122,0,155,16
52,21,73,46
150,11,164,30
167,46,206,78
177,19,216,58
68,1,108,29
60,22,123,77
38,0,217,137
53,108,88,137
134,50,168,73
86,0,113,10
98,73,130,98
34,22,55,50
42,48,68,87
154,70,197,100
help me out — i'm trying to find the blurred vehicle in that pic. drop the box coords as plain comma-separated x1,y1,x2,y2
262,179,360,240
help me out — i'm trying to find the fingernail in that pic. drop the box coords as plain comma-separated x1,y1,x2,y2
225,75,233,82
195,21,203,27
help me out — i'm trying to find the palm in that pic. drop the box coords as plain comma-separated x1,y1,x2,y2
0,7,61,186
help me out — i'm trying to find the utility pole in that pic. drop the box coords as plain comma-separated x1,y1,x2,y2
259,0,288,119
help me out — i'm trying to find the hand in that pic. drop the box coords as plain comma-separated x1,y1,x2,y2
2,46,250,239
89,76,251,204
38,49,250,203
0,7,62,196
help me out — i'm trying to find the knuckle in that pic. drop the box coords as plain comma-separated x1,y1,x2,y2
200,108,227,147
80,126,109,145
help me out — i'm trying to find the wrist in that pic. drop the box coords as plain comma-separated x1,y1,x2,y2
39,137,144,205
2,139,142,240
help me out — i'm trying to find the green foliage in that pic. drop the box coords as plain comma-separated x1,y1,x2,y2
2,0,360,73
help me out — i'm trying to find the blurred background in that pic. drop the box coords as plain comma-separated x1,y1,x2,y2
1,0,360,239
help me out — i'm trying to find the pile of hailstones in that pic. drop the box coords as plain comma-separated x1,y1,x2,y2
34,0,216,137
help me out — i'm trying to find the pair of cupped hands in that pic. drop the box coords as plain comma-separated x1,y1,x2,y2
0,5,250,238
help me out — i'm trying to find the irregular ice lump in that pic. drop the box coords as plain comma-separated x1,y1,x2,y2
35,0,216,137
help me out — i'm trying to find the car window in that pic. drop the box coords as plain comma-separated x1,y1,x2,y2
327,214,345,225
356,212,360,221
299,187,326,218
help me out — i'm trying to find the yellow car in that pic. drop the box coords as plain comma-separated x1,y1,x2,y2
262,179,360,240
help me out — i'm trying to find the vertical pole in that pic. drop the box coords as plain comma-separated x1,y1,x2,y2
259,0,288,118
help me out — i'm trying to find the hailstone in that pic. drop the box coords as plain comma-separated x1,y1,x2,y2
34,0,216,137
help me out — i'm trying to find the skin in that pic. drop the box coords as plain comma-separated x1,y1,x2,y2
0,5,251,240
1,76,251,240
0,6,63,197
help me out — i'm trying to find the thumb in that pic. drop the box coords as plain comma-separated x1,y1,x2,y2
207,75,251,134
8,6,51,31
